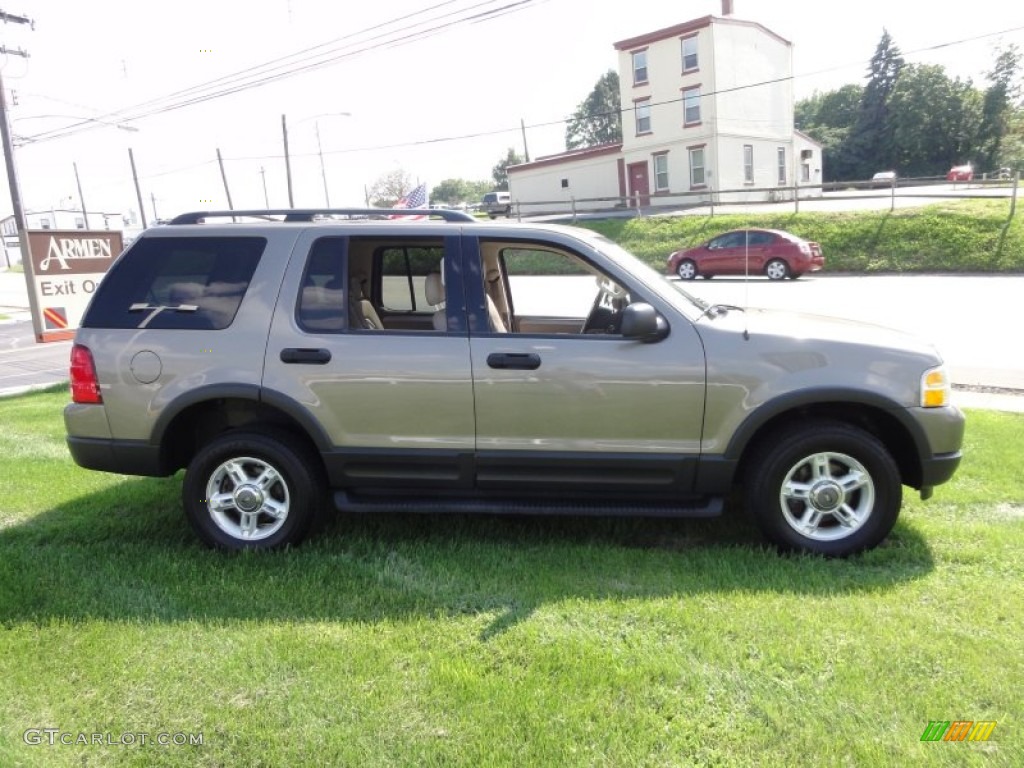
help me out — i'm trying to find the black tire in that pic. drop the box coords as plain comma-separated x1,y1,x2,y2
789,273,802,280
742,421,902,557
702,274,715,280
764,258,790,281
676,259,698,280
182,430,326,551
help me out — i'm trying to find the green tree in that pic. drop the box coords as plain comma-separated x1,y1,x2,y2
888,64,983,176
795,85,864,181
492,148,524,191
796,85,863,130
430,178,492,205
368,169,414,207
978,44,1022,171
565,70,622,150
848,30,905,178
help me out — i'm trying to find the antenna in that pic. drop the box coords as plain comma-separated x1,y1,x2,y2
742,229,750,340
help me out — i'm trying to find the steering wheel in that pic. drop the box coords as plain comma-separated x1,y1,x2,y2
581,279,627,335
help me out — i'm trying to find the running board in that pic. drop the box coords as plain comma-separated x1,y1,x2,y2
333,491,723,518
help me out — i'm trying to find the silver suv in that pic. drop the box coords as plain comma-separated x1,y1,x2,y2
65,208,964,556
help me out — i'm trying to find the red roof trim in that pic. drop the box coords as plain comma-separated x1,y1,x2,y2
613,15,790,51
507,143,623,173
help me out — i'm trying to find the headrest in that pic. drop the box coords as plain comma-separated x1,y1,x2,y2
425,272,444,306
485,268,501,283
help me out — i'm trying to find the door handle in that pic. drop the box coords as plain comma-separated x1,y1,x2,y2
487,352,541,370
280,348,332,365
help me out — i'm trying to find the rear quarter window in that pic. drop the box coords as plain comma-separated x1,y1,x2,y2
81,236,266,330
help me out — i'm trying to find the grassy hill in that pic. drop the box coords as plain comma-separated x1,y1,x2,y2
576,199,1024,274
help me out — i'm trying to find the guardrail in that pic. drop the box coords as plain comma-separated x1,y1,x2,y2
508,171,1021,222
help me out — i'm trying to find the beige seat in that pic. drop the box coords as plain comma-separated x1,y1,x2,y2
424,272,446,331
484,268,509,333
349,271,383,330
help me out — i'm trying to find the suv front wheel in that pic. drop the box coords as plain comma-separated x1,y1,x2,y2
743,421,901,556
182,430,326,550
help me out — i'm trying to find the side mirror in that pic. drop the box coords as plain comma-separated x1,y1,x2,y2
621,302,669,343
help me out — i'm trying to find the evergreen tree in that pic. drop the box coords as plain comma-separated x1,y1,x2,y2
978,44,1022,171
565,70,623,150
847,30,905,178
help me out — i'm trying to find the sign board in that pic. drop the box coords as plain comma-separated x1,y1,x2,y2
23,229,124,342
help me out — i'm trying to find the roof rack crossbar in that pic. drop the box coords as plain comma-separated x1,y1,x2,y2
168,208,477,225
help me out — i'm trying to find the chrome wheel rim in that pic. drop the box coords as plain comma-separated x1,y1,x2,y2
677,261,696,279
766,261,787,280
779,451,874,541
205,456,290,541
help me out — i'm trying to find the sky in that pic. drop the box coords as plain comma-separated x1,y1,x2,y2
1,0,1022,223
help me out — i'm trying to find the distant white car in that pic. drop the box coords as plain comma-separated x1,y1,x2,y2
871,171,897,188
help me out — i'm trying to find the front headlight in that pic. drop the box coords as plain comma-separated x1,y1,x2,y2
921,365,951,408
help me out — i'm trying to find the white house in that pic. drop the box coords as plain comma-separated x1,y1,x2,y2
508,6,822,214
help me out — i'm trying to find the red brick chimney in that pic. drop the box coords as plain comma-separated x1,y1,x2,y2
722,0,734,15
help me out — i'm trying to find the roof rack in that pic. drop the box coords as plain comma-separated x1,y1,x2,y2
168,208,477,225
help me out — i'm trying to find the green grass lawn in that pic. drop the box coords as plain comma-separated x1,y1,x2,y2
579,199,1024,274
1,388,1021,767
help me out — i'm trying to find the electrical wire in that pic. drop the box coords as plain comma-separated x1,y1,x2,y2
21,0,545,144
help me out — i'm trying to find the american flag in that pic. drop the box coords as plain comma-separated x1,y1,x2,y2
389,183,428,219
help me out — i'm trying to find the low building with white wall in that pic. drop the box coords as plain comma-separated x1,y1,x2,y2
509,7,822,214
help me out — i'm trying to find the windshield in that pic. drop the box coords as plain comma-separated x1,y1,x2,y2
573,230,709,320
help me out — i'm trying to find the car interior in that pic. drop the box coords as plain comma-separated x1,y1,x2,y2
298,235,632,336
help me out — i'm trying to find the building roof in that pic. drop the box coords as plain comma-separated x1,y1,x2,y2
612,15,791,51
507,142,623,173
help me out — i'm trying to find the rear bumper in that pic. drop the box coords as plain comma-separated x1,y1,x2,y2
66,436,168,477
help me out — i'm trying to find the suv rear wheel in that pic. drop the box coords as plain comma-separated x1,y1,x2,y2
743,421,901,556
182,430,326,550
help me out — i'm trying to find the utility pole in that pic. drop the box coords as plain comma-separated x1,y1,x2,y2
315,121,330,206
259,166,269,207
281,114,294,207
0,13,40,332
128,147,147,228
150,191,158,221
216,147,234,211
73,162,89,228
520,117,530,162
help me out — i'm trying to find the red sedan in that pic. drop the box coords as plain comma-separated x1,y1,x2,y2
667,228,824,281
946,164,974,182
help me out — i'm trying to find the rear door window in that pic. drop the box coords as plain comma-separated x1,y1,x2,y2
82,236,265,330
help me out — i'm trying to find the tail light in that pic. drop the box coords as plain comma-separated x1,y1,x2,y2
70,344,103,404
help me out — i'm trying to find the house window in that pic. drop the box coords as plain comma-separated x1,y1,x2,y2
39,218,52,229
75,217,86,229
632,49,648,85
743,145,754,183
653,153,669,191
689,147,706,187
635,99,651,135
561,178,569,189
777,147,787,184
801,164,811,182
681,35,698,71
683,86,701,125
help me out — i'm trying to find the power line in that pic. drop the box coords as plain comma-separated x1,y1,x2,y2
21,0,545,144
17,16,1023,185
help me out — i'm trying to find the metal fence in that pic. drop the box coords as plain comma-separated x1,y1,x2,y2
508,172,1021,222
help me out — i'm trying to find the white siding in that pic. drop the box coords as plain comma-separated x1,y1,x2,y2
711,23,792,141
508,152,622,215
